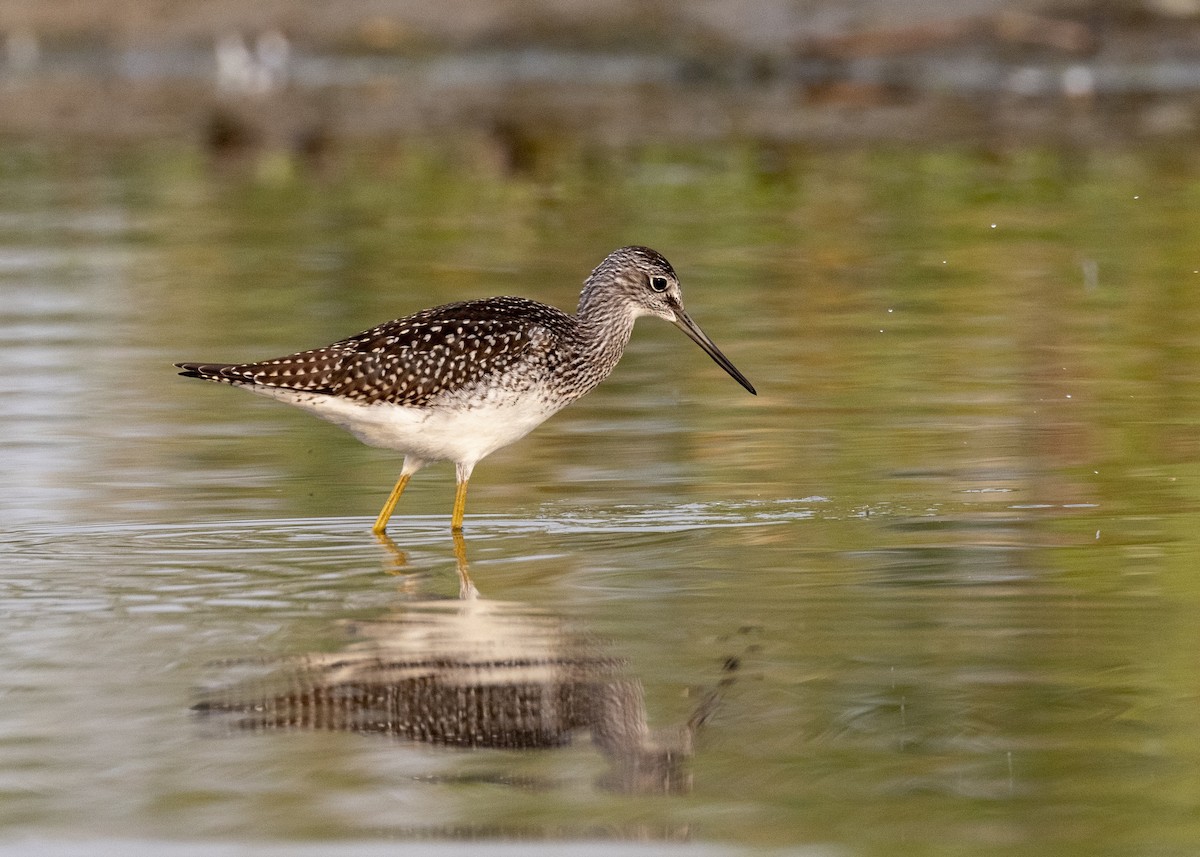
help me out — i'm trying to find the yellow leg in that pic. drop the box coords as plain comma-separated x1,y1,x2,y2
451,478,469,532
372,473,411,535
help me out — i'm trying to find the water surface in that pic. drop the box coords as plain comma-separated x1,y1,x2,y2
1,142,1199,855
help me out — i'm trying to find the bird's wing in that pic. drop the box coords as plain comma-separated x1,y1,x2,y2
179,298,572,408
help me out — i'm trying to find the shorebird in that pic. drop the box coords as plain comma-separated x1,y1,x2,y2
176,246,755,532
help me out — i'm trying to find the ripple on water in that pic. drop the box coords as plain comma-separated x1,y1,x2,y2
0,501,822,613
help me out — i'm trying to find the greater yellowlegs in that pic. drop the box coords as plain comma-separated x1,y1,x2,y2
176,245,756,533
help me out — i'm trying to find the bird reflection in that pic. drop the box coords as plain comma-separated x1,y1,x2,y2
194,534,737,794
374,530,479,598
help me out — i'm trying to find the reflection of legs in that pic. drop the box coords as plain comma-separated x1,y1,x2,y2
451,461,475,532
373,529,408,570
452,529,478,599
372,456,424,535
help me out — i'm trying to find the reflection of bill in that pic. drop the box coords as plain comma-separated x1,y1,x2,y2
195,537,744,794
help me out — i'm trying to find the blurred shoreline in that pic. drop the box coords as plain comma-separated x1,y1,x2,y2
5,1,1200,149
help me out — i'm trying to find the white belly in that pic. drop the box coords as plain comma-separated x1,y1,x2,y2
247,385,566,466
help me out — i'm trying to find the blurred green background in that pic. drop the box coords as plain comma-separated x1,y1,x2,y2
3,3,1200,856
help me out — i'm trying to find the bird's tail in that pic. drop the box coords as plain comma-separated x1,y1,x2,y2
175,362,237,381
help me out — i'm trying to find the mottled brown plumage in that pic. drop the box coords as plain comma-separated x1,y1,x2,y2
178,297,575,407
177,246,755,532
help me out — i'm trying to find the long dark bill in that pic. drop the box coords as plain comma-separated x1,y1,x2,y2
672,309,757,395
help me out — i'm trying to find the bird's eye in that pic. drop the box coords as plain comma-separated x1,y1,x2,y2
649,275,669,292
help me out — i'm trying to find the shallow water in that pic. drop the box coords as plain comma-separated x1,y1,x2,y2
2,142,1199,855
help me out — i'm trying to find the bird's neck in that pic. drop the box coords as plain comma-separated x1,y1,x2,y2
560,289,638,397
